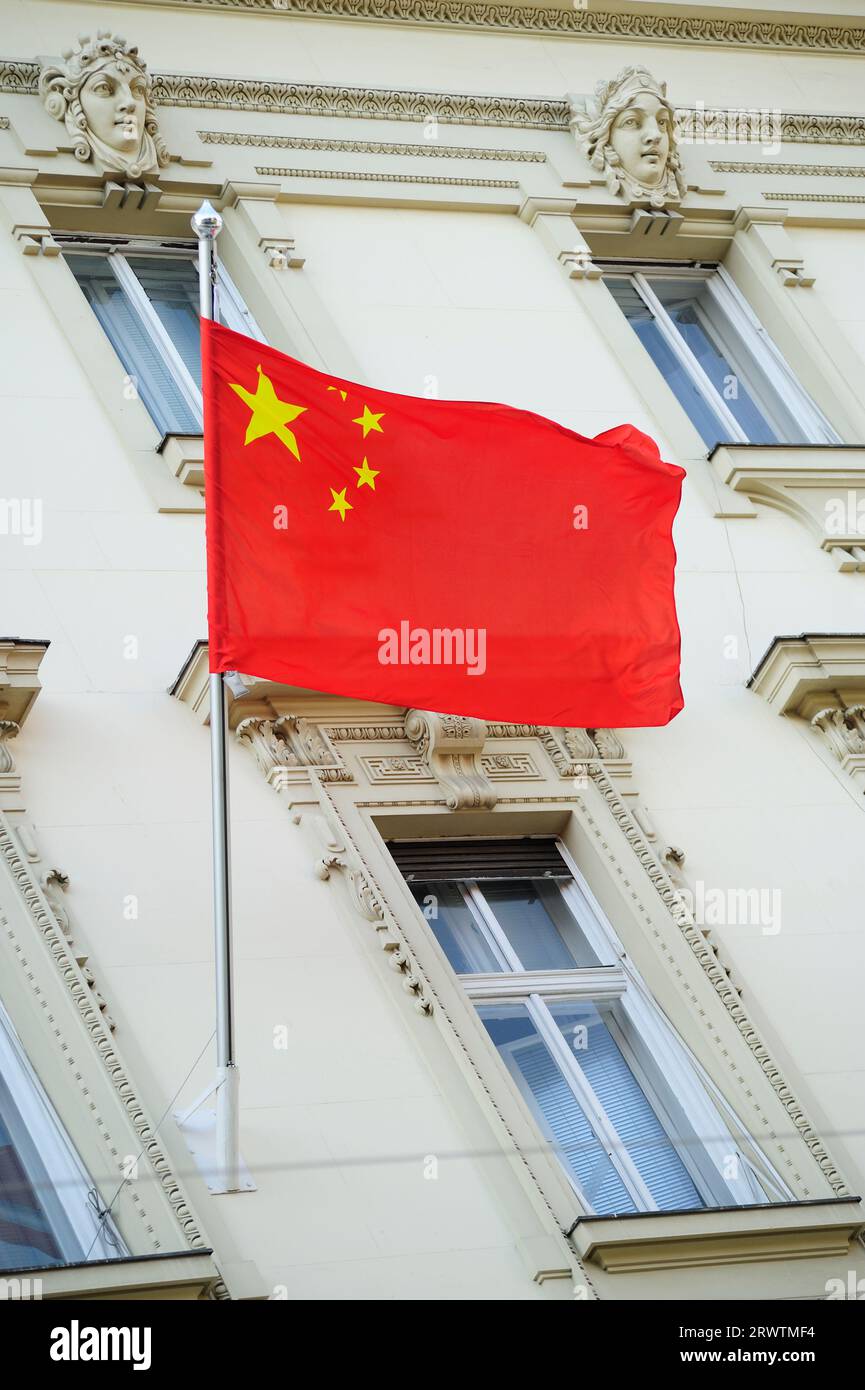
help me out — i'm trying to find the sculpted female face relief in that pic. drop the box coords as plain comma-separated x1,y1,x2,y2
79,60,148,156
569,66,686,209
609,92,672,190
39,32,168,179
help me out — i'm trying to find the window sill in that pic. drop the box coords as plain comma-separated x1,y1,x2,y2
0,1248,223,1300
709,443,865,568
569,1197,863,1273
158,433,204,490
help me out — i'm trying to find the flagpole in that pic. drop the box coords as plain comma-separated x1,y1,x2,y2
192,200,241,1194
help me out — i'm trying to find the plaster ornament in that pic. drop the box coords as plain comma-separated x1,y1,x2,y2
38,31,169,179
569,66,686,209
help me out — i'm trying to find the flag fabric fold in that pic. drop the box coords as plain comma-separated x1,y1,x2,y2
201,320,685,727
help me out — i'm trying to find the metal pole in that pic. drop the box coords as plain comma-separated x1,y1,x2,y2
192,200,240,1193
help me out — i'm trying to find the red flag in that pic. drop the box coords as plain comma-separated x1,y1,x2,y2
202,321,684,727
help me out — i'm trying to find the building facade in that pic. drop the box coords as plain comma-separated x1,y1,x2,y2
1,0,865,1301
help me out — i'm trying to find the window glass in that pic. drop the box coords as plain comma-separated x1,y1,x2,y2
125,256,202,389
607,271,834,448
549,1001,704,1212
606,278,731,446
0,1113,64,1269
481,880,606,970
649,278,783,443
409,882,504,974
479,1003,637,1213
67,254,200,434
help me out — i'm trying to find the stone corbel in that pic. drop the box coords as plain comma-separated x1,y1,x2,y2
629,208,683,240
13,224,61,256
521,202,602,282
262,239,305,270
732,208,815,288
710,445,865,571
404,710,496,810
810,705,865,786
101,180,161,213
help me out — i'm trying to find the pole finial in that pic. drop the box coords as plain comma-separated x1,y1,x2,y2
192,199,223,240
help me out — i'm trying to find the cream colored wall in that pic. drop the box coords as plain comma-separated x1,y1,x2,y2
3,0,865,1298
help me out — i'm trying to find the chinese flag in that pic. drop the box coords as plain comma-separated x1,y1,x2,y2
202,321,684,727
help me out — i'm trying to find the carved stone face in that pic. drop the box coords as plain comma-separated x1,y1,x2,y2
609,92,672,190
80,59,147,155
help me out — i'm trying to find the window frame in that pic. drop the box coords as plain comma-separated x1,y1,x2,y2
401,835,789,1216
603,260,841,448
58,236,265,434
0,1000,124,1270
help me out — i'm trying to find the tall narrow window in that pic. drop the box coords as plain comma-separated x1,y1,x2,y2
62,240,263,436
605,265,839,448
391,836,787,1217
0,1003,124,1271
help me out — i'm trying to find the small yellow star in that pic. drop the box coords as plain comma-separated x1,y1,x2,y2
354,457,379,490
328,487,353,521
229,365,307,459
326,385,348,402
352,405,384,439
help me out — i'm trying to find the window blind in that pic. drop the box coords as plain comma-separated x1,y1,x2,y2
389,837,572,882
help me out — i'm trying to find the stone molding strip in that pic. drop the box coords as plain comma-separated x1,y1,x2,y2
3,62,865,145
82,0,865,54
762,191,865,204
200,129,546,160
712,161,865,177
255,164,520,187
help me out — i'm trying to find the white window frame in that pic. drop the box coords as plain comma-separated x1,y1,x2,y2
607,263,840,448
0,1000,125,1267
61,237,265,433
409,841,791,1215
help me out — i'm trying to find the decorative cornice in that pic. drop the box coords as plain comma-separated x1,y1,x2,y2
2,62,865,146
77,0,865,54
711,161,865,177
200,130,546,161
255,164,519,188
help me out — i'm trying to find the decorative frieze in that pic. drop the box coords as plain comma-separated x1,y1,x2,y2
77,0,865,55
1,61,865,149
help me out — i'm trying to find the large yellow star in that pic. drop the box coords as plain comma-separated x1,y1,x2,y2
328,487,353,521
354,457,379,490
229,365,307,459
352,405,384,439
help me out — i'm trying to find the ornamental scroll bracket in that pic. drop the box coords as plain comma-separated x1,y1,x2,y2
404,710,497,810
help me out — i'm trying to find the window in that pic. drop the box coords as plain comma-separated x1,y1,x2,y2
62,240,263,436
392,836,787,1216
605,264,839,449
0,1001,124,1270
